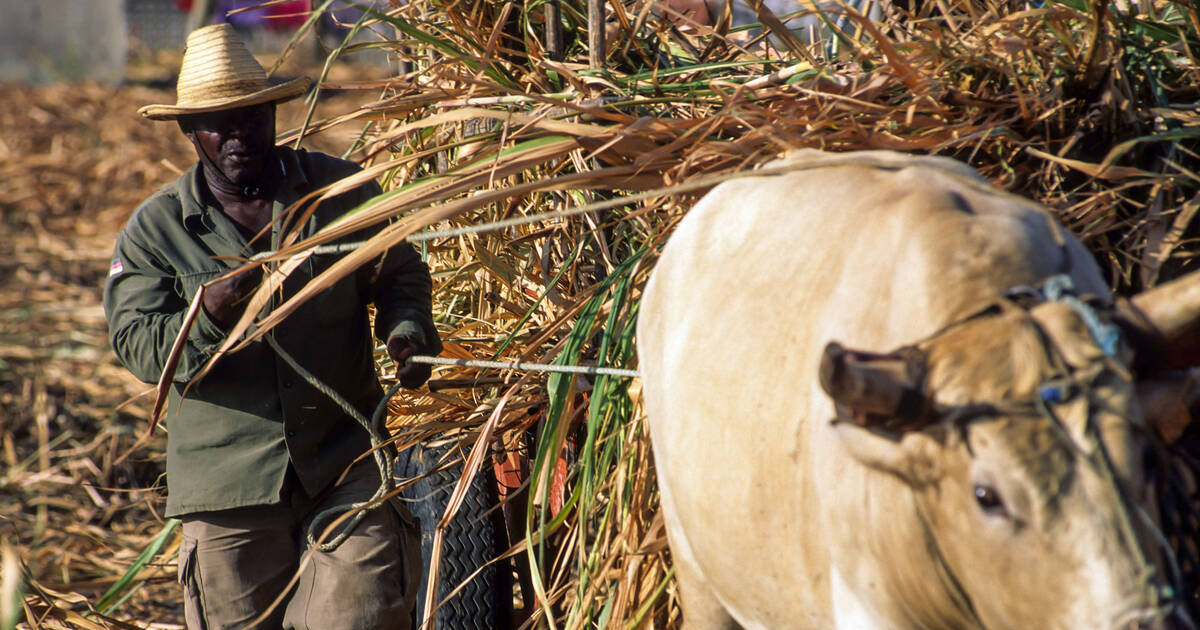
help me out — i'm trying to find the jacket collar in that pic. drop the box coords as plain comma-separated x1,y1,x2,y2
179,146,310,234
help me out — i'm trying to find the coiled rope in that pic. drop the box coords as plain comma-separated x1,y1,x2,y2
266,333,403,551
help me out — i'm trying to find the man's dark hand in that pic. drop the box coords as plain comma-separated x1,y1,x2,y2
387,334,432,389
202,264,263,329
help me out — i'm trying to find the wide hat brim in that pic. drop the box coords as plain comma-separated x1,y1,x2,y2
138,77,312,121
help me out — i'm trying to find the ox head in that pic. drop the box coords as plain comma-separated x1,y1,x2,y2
819,272,1200,630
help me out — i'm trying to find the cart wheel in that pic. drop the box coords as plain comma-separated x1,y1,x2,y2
396,441,513,630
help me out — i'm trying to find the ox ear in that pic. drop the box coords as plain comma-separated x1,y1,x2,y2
1137,369,1200,444
1117,270,1200,374
819,342,941,483
818,342,928,430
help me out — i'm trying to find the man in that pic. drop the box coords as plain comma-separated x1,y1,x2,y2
103,24,440,629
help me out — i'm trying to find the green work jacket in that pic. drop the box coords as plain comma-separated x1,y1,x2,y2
104,147,441,517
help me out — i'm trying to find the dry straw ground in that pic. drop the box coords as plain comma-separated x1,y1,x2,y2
3,0,1199,628
2,83,195,629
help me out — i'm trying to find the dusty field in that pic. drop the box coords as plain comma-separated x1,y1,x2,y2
1,79,380,628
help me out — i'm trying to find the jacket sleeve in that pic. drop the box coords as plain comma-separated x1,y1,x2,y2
103,222,228,385
371,240,441,355
350,182,442,356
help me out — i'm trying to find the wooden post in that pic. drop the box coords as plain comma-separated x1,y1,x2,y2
587,0,604,68
545,0,563,61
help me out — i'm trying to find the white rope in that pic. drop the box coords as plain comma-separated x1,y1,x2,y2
256,163,816,260
263,155,979,260
408,355,640,378
284,190,650,259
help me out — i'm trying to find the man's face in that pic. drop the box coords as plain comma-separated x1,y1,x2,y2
181,103,276,186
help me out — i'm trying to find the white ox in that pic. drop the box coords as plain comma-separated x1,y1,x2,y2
637,150,1200,630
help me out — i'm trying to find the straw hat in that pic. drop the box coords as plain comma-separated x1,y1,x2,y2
139,24,311,121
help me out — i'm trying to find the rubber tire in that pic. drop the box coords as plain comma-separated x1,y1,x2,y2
395,442,512,630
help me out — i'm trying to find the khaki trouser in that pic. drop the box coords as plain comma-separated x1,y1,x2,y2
178,460,418,630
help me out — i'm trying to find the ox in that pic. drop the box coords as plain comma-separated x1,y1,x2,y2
637,149,1200,629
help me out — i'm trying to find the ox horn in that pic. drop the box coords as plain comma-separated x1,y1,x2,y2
818,342,927,427
1117,271,1200,373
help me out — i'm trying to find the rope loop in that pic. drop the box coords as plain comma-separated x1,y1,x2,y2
1041,274,1122,358
266,334,403,551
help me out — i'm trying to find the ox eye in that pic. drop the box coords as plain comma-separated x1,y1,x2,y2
974,484,1008,517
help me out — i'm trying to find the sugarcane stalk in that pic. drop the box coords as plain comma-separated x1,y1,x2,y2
588,0,605,69
546,0,564,61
